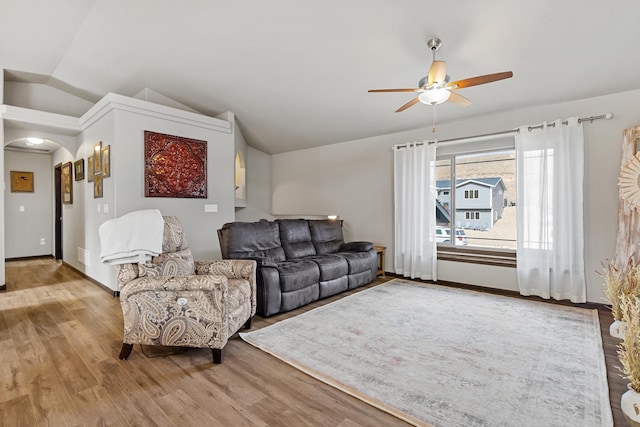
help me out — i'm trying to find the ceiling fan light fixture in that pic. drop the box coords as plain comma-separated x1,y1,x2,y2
418,88,451,105
27,137,44,145
368,38,512,114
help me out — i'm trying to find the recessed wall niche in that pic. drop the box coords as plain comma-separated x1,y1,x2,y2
235,151,246,206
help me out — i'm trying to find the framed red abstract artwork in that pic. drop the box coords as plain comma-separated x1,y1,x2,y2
144,131,207,198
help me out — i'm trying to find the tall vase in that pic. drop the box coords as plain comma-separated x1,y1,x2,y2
621,384,640,427
611,319,626,339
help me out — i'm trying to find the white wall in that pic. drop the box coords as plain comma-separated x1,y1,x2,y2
272,132,393,246
235,146,276,222
64,94,236,291
111,108,235,260
4,81,94,118
271,88,640,303
4,150,53,258
1,89,236,292
60,111,112,282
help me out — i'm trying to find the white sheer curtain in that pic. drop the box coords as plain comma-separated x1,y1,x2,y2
515,118,586,303
393,142,437,280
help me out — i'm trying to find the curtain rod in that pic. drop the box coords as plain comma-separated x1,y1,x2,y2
393,113,613,149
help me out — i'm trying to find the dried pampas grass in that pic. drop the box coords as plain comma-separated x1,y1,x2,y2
599,258,640,321
618,294,640,392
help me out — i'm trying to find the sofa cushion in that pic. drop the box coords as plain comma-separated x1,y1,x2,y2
304,254,348,281
277,219,316,259
219,220,285,262
347,270,373,290
308,220,345,255
319,276,349,299
276,260,320,292
336,251,375,274
280,285,320,313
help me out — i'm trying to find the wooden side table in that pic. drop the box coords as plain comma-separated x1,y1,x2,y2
374,245,386,277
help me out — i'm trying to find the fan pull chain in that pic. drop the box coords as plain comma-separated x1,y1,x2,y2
432,105,437,133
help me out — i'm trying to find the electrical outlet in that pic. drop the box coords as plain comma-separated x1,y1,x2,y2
40,238,46,245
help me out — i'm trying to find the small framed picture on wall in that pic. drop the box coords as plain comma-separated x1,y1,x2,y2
10,171,34,192
88,154,94,182
101,145,110,177
61,162,73,204
74,159,84,181
94,174,103,198
93,141,102,176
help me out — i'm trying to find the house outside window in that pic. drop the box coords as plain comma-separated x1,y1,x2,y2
435,146,516,253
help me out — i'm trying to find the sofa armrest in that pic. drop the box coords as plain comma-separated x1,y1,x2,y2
115,263,139,289
120,274,229,299
340,241,374,252
195,259,256,280
195,259,257,316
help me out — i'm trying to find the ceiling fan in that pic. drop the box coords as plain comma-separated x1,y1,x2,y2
369,38,513,114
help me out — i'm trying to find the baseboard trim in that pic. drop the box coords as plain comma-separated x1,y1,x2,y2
5,254,55,262
62,261,119,297
385,273,608,311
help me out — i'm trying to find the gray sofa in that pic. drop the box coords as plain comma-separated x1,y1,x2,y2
217,219,377,316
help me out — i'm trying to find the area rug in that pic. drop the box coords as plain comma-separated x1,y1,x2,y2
241,279,613,427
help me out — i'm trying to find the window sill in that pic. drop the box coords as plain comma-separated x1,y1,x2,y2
437,246,516,268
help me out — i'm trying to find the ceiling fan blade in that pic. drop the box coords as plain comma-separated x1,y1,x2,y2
447,71,513,90
447,91,472,107
395,97,420,113
368,88,418,93
428,60,447,85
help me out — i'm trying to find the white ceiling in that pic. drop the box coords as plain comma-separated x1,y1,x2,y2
2,1,640,154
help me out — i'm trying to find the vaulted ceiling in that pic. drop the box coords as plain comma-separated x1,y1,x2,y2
2,1,640,154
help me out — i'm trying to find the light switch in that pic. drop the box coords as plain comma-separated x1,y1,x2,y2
204,204,218,213
97,204,101,213
19,205,25,212
103,203,109,213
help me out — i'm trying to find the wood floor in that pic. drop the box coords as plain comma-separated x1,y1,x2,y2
0,258,626,426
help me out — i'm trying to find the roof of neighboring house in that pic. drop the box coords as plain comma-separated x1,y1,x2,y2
436,177,506,190
436,199,451,223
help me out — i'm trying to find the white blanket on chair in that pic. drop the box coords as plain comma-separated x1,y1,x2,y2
99,209,164,265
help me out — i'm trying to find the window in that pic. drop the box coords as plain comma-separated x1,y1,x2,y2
435,148,516,252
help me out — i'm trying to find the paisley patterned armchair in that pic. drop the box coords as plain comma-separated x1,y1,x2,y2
115,216,256,364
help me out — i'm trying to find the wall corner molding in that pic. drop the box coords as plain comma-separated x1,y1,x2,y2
0,104,81,134
80,93,233,133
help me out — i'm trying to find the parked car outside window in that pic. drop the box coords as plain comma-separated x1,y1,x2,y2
454,228,468,245
435,226,468,245
435,226,450,243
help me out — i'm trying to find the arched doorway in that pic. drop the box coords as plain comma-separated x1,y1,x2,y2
4,136,72,262
235,151,246,203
